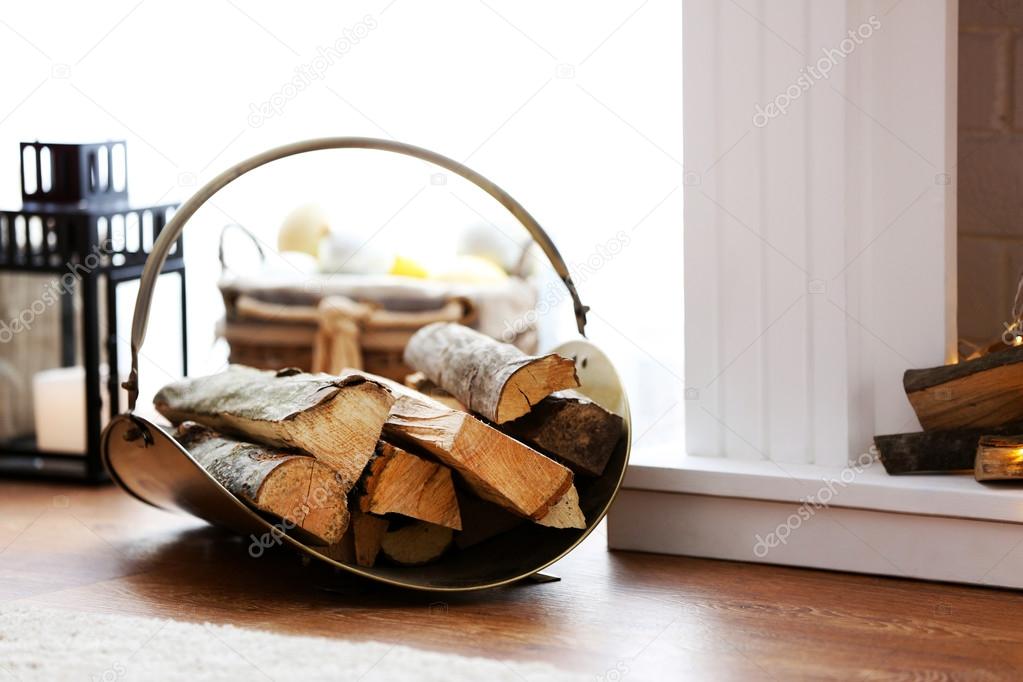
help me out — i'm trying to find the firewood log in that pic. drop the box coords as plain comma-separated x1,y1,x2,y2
903,346,1023,430
404,372,466,411
975,435,1023,481
382,388,583,528
176,422,349,544
874,422,1023,474
154,366,393,491
380,521,453,565
360,442,462,530
403,322,579,423
535,484,585,529
351,510,389,567
502,390,624,477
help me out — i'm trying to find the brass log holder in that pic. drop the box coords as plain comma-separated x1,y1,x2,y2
100,138,632,592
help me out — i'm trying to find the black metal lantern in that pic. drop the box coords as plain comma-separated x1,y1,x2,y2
0,141,186,481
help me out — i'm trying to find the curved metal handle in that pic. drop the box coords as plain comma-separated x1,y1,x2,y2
218,223,265,272
123,137,589,411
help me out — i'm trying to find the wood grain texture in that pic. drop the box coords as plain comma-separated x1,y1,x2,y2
904,347,1023,430
403,322,578,423
155,366,393,491
350,511,388,568
383,394,577,523
380,521,453,566
3,482,1023,680
176,422,349,544
360,442,461,530
502,390,624,477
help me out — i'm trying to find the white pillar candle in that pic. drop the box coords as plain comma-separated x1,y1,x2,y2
32,365,121,454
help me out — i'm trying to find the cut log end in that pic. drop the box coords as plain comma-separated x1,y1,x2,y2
155,366,393,492
351,511,389,567
402,322,579,424
176,422,349,545
495,354,579,424
360,442,462,530
536,485,586,529
380,522,453,565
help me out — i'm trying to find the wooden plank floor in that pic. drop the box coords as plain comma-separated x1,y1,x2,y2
3,481,1023,680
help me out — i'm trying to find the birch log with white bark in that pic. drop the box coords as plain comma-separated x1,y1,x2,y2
176,422,349,544
403,322,579,423
155,366,393,491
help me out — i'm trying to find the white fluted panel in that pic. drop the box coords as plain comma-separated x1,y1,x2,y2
685,0,955,465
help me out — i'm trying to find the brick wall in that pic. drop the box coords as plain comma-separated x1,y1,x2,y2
959,1,1023,343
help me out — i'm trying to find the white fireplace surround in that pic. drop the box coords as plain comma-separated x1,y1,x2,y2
605,0,1023,589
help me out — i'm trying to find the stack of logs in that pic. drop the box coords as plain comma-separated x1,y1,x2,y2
154,322,624,567
874,346,1023,480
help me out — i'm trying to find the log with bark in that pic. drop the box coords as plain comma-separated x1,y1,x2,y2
176,422,349,544
874,422,1023,474
380,521,454,565
404,372,466,411
155,366,393,491
903,346,1023,430
502,390,624,477
360,442,462,530
975,435,1023,481
403,322,579,424
381,386,585,528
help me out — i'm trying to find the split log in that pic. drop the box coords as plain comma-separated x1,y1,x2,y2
155,366,393,491
360,442,462,530
453,491,523,549
503,390,624,477
404,372,466,411
874,422,1023,474
403,322,579,423
535,484,585,529
351,511,389,567
176,422,349,544
903,346,1023,430
382,389,583,527
380,521,453,565
975,435,1023,481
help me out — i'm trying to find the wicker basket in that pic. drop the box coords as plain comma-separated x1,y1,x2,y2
217,288,475,381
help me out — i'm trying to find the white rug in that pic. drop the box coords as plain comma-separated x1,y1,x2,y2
0,605,585,682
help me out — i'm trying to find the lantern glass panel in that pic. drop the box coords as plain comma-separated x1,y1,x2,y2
0,272,90,455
